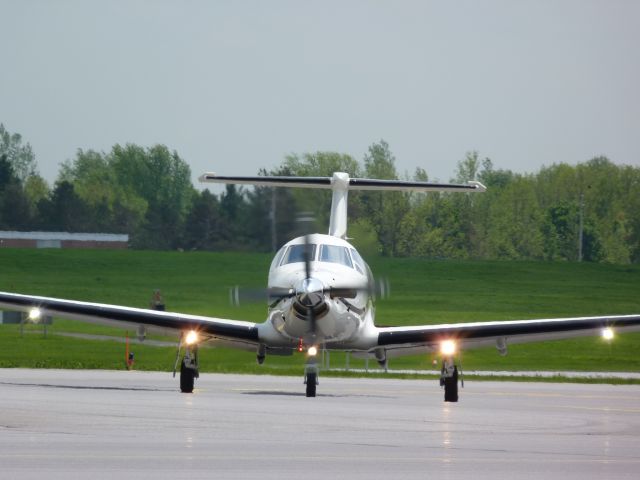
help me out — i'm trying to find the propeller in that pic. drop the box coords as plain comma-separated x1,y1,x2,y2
230,278,389,306
230,273,389,308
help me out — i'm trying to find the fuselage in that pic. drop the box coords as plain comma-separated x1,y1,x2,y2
264,233,375,348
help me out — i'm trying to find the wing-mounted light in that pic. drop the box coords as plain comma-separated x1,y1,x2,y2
28,307,42,322
440,339,457,356
184,330,199,346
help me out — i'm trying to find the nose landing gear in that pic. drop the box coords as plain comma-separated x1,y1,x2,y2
304,356,319,397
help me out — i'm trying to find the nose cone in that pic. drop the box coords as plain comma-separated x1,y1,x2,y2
293,277,328,319
295,277,324,297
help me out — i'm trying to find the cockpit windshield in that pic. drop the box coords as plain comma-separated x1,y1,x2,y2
270,246,287,271
281,244,317,265
319,245,353,268
278,242,364,273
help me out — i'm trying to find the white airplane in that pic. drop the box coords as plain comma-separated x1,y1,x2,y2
1,171,639,401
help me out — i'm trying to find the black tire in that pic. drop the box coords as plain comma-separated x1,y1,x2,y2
180,362,195,393
306,373,317,397
443,367,458,402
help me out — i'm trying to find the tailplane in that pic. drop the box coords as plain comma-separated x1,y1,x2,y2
199,172,486,239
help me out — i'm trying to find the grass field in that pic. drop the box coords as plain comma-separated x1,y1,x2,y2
1,248,639,380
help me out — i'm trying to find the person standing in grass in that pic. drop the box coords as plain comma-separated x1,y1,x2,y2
151,290,165,311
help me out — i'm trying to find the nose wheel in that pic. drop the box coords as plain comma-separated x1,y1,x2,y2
304,358,319,397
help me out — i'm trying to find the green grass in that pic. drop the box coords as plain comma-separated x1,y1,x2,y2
1,249,639,380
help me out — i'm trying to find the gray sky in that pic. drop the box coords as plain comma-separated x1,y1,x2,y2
2,0,639,186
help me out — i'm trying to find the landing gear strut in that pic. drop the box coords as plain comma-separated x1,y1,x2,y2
440,356,461,402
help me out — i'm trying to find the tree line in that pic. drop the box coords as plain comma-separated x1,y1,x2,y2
1,123,638,263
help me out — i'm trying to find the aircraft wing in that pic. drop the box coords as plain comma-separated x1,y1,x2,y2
376,315,640,355
0,292,259,345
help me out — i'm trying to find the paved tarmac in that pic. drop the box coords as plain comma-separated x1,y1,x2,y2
1,369,639,480
332,367,640,379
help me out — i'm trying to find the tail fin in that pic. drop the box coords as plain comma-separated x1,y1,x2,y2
199,172,485,239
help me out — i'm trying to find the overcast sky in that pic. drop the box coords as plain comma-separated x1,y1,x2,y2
2,0,639,186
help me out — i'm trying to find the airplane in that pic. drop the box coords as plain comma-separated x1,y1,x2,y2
1,171,639,401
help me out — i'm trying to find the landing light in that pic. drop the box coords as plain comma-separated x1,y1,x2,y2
440,340,456,356
307,345,318,356
602,327,614,341
185,330,199,345
28,307,42,322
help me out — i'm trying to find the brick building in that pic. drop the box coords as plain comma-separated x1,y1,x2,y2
0,231,129,249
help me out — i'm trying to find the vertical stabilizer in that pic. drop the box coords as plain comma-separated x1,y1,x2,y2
328,172,350,239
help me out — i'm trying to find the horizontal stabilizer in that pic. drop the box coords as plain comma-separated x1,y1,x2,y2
348,178,485,193
199,172,485,193
199,174,332,189
200,171,485,238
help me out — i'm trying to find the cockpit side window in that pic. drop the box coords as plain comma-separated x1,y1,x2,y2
319,245,353,268
281,244,317,265
270,246,287,270
349,248,366,274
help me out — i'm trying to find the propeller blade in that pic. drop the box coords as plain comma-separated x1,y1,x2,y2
229,286,295,306
328,287,359,299
303,234,312,281
308,301,316,340
374,277,391,300
327,277,390,300
230,277,389,307
302,234,317,337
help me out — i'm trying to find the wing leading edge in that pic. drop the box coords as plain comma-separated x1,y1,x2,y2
377,314,640,353
0,292,259,344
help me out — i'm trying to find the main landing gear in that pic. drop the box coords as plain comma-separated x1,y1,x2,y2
174,334,199,393
440,356,462,402
180,347,199,393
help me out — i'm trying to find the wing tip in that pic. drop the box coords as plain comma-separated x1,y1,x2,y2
199,172,216,183
467,180,487,192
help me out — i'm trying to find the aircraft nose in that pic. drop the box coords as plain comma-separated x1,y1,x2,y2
295,277,324,297
293,277,328,319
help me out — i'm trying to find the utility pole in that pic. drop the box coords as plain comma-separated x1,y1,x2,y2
578,193,584,262
270,188,277,253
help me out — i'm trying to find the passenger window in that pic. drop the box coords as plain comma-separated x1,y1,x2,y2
282,244,317,265
319,245,353,268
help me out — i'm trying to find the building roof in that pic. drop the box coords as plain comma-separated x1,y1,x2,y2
0,231,129,242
